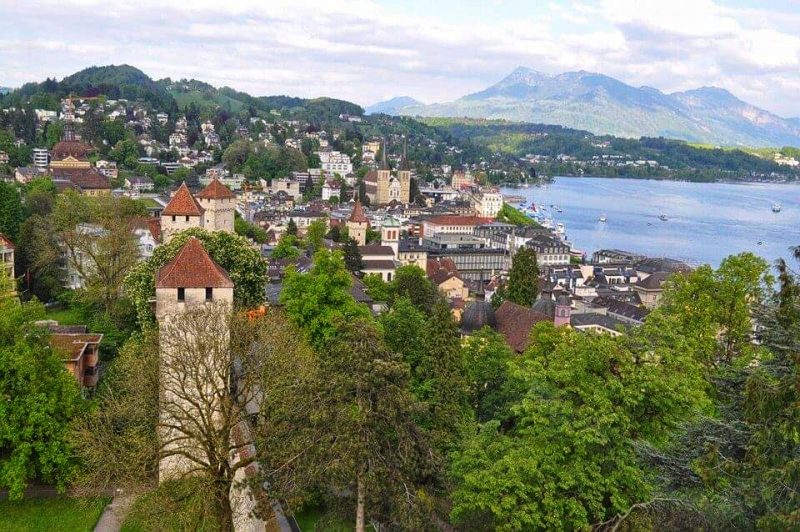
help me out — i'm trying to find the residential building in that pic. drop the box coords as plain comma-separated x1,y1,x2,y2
422,215,492,237
32,148,49,169
0,234,14,287
451,169,474,189
317,151,353,175
470,188,503,218
633,271,670,309
124,175,154,192
95,160,118,179
266,178,302,201
524,235,571,266
48,326,102,392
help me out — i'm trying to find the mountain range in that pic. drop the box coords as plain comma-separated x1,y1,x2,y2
366,67,800,147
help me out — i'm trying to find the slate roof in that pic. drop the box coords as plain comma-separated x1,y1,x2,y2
358,245,394,256
635,271,670,290
570,313,628,332
156,237,233,289
163,183,204,216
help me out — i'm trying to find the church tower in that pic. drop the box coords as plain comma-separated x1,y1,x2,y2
347,199,369,246
397,136,411,204
380,215,400,257
554,293,572,327
155,237,234,481
197,178,236,234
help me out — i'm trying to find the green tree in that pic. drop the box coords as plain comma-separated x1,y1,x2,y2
124,229,268,323
450,320,711,530
415,300,472,454
380,296,427,377
462,327,515,422
286,218,298,236
361,273,389,302
234,216,267,244
389,265,439,315
506,247,539,306
316,318,435,530
280,249,370,348
306,218,327,255
342,238,363,272
0,181,23,240
271,233,301,260
0,287,83,499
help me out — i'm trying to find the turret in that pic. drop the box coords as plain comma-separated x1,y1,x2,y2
160,183,205,243
197,178,236,234
380,216,401,257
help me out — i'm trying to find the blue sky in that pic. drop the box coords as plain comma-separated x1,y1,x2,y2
1,0,799,116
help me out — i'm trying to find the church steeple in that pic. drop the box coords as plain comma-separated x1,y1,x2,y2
400,135,410,171
380,137,389,171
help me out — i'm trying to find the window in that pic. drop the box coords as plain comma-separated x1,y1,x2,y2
205,287,213,301
177,287,185,301
185,216,190,222
172,215,176,222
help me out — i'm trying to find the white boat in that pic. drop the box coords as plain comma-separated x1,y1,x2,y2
541,218,554,229
556,222,566,235
598,215,607,223
659,214,669,221
772,203,782,213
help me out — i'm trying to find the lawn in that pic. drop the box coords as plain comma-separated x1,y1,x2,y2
44,305,85,325
136,198,163,210
0,497,109,532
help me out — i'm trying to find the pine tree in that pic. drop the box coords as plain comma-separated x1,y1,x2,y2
507,247,539,306
342,238,363,272
286,218,298,236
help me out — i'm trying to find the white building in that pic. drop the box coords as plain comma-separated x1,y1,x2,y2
32,148,49,169
317,151,353,175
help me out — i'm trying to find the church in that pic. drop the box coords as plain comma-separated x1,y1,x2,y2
362,142,411,205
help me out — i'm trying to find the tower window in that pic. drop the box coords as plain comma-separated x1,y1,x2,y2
172,215,176,222
185,216,190,222
205,287,213,301
177,287,185,301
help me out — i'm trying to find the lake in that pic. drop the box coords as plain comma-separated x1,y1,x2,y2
501,177,800,267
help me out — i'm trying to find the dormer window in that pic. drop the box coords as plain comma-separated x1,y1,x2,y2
177,287,185,301
205,287,213,301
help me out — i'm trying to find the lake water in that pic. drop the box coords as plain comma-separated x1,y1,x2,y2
501,177,800,268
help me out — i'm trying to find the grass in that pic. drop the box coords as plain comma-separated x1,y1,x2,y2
292,506,359,531
0,497,109,532
44,305,86,325
136,198,163,209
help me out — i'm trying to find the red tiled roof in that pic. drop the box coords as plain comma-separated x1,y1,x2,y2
426,257,458,277
426,215,493,226
348,200,368,224
162,183,204,216
50,167,110,190
148,218,162,243
0,233,14,249
51,140,91,161
49,333,102,361
197,178,236,200
495,301,551,353
156,237,234,289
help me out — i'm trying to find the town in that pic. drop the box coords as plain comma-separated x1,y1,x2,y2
0,74,797,532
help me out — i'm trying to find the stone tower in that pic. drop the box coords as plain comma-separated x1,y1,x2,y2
554,293,571,327
155,237,234,481
396,137,411,204
160,183,205,243
347,199,369,246
197,178,236,234
381,215,400,257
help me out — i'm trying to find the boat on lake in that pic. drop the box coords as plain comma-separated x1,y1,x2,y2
598,215,607,223
772,203,782,213
659,214,669,221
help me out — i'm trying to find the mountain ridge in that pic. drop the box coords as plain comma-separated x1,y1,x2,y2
376,67,800,147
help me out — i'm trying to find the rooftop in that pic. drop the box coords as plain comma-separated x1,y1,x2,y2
156,237,234,289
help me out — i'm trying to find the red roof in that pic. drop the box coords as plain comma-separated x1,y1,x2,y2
495,301,551,353
163,183,204,217
197,178,236,200
0,233,14,249
156,237,234,289
348,200,368,224
51,140,91,161
49,167,110,190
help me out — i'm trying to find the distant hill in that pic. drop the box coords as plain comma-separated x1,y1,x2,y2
0,65,363,126
365,96,423,115
382,67,800,147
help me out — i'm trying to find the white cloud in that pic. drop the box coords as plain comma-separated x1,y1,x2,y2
0,0,798,116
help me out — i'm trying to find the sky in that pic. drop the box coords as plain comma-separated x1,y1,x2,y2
1,0,799,116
